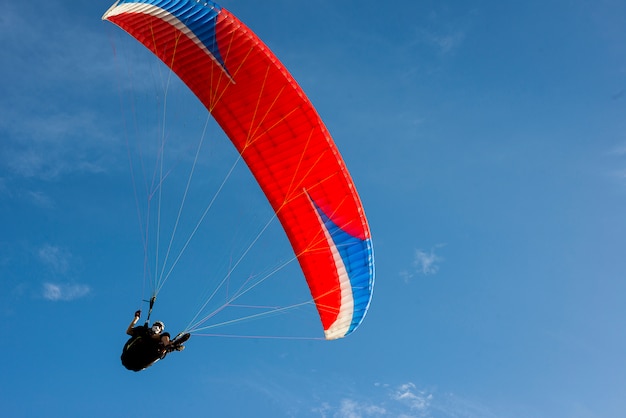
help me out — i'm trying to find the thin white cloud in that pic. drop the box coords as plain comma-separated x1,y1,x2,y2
38,244,71,275
314,383,433,417
393,383,433,412
1,108,113,180
421,29,466,55
401,246,444,282
414,249,442,275
315,382,495,418
606,143,626,183
408,7,473,57
0,2,127,182
609,144,626,156
335,399,387,418
26,190,55,209
42,282,91,301
36,245,91,301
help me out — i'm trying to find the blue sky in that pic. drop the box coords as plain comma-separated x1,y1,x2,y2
2,0,626,417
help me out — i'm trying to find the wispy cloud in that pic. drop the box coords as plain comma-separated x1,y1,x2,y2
406,6,474,57
1,108,114,180
392,382,433,413
26,190,55,209
0,180,55,209
605,144,626,183
414,249,442,275
37,244,91,301
0,2,125,181
315,382,494,418
608,143,626,156
334,399,387,418
38,244,72,275
314,400,385,418
42,282,91,301
401,246,445,282
236,367,495,418
313,383,432,418
419,29,467,56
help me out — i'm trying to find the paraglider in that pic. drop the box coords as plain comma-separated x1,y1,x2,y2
121,310,190,372
104,0,374,369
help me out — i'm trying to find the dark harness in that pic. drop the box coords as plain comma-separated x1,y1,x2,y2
121,326,169,372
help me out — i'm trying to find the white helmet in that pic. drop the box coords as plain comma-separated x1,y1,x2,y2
152,321,165,333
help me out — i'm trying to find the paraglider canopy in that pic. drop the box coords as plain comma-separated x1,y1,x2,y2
103,0,374,339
